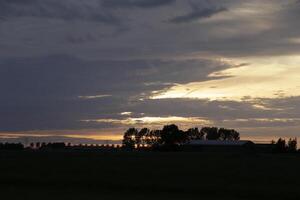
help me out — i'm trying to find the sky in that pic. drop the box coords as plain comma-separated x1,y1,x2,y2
1,0,300,144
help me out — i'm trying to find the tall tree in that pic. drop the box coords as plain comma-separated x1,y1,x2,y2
152,129,162,145
202,127,220,140
275,138,287,153
219,128,240,141
160,124,187,145
186,127,204,140
231,129,240,141
137,128,150,146
122,128,138,149
287,138,297,152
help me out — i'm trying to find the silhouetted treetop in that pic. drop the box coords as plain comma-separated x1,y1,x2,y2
122,125,240,148
122,128,138,149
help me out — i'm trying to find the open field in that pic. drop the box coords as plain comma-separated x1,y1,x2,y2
0,150,300,200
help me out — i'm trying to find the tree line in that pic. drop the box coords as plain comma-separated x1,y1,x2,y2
0,143,24,150
122,124,240,149
273,138,297,153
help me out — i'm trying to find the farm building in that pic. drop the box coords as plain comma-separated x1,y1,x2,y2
254,143,276,153
180,140,255,152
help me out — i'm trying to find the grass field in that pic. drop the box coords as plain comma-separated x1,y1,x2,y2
0,150,299,200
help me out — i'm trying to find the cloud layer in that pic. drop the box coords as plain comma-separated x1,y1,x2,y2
1,0,300,142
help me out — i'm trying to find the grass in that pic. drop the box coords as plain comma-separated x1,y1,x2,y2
0,150,299,199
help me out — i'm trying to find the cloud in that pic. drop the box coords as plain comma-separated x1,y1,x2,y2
219,118,300,127
1,54,300,135
78,94,112,100
101,0,176,9
1,0,300,142
1,1,299,60
151,55,300,101
0,0,120,24
168,7,227,24
0,0,176,24
0,55,227,131
120,112,132,116
82,116,212,128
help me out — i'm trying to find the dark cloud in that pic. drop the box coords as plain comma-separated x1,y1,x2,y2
1,1,299,60
0,55,228,131
1,54,299,135
1,0,300,141
125,98,298,121
101,0,176,9
0,0,119,24
65,34,97,44
0,0,38,5
0,0,176,24
168,6,227,24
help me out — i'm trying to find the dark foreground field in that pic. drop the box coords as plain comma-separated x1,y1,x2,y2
0,150,299,200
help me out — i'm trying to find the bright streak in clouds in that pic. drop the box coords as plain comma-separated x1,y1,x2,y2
0,129,125,142
82,116,212,126
78,94,112,99
252,104,283,111
222,118,300,123
120,112,132,116
152,55,300,101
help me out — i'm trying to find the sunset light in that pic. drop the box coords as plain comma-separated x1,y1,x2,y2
152,55,300,101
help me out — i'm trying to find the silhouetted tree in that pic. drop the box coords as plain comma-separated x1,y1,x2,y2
41,142,47,148
274,138,287,153
122,128,138,149
121,124,243,150
136,128,150,146
287,138,297,152
144,129,154,145
219,128,230,140
231,130,240,140
186,127,204,140
0,143,24,150
160,124,187,145
202,127,220,140
219,128,240,141
271,140,276,144
48,142,66,149
147,129,162,146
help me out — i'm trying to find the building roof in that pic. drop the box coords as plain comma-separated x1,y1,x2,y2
185,140,254,146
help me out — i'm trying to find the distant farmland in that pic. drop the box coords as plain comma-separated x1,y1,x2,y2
0,150,299,200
